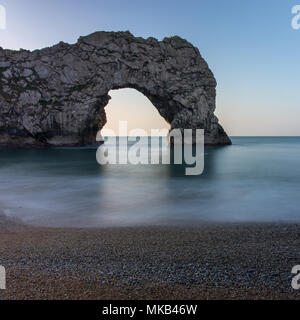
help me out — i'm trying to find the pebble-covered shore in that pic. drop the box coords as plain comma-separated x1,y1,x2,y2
0,213,300,300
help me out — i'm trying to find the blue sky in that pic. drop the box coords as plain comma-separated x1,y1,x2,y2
0,0,299,135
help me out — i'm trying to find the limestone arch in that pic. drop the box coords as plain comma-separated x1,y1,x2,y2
0,31,231,146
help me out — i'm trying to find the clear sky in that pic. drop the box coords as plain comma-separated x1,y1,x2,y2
0,0,299,136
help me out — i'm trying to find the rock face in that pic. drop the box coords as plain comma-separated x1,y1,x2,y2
0,31,231,147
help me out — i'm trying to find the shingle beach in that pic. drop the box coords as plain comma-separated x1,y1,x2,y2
1,213,300,300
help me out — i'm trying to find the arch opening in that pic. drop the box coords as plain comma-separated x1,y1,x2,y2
102,88,170,137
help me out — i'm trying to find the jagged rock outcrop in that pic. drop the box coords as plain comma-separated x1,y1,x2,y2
0,31,231,147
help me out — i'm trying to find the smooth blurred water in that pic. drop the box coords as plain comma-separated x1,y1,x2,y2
1,137,300,227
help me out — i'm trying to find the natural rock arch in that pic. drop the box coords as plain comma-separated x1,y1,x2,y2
0,31,231,146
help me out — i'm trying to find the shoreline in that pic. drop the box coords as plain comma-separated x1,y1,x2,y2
1,213,300,299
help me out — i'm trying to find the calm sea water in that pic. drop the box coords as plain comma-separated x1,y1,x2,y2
0,137,300,227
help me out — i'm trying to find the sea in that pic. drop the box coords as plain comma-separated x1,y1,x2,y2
0,137,299,227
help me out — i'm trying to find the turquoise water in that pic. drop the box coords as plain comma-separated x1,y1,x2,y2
0,137,300,227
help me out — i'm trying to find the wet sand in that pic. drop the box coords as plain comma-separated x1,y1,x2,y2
0,213,300,300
